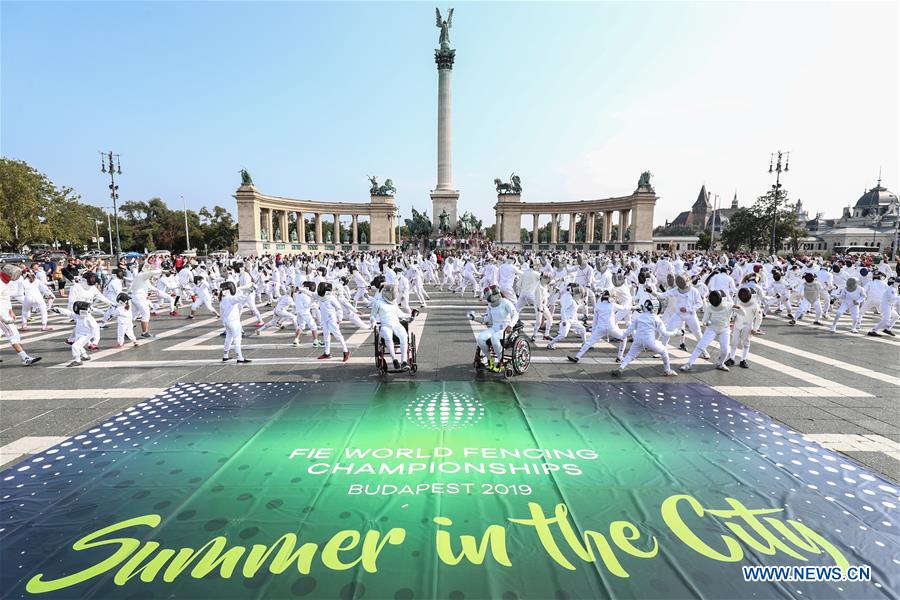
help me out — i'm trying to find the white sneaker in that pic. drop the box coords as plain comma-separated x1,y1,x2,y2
664,369,678,376
679,364,691,372
291,340,301,347
716,364,730,372
700,351,711,360
67,360,82,367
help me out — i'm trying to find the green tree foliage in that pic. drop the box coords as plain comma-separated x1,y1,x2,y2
720,208,764,252
0,158,95,250
696,229,712,251
719,188,808,253
0,157,239,253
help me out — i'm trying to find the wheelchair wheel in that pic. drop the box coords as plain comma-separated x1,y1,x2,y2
473,346,485,370
511,335,531,374
375,338,387,374
409,333,418,374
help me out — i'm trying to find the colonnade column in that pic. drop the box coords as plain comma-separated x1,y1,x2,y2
532,214,539,244
617,211,626,242
586,212,595,243
314,214,323,244
550,214,558,243
280,211,288,242
495,212,502,243
265,209,273,242
569,213,576,243
333,213,340,244
604,211,613,242
295,212,303,244
352,215,358,244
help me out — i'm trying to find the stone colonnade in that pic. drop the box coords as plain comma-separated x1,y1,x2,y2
235,184,398,256
492,188,657,251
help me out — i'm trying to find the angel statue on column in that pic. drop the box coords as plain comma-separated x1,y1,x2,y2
436,8,453,48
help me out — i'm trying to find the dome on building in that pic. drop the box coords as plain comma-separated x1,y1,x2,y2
854,181,897,209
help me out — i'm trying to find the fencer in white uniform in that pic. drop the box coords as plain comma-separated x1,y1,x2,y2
614,298,678,377
470,285,519,372
568,290,626,363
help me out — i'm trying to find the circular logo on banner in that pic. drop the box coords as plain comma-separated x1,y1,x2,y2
405,391,484,431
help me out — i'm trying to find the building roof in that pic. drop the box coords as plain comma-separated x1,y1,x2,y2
669,211,691,227
707,207,740,228
854,181,897,208
692,185,711,211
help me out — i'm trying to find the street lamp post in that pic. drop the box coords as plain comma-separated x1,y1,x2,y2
182,195,191,252
94,220,102,250
104,210,114,255
396,210,401,248
709,193,720,251
767,151,790,256
100,151,123,255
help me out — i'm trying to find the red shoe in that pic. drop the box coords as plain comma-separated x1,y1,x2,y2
88,344,99,350
255,321,265,327
169,311,180,317
317,353,331,360
150,311,158,316
342,351,350,362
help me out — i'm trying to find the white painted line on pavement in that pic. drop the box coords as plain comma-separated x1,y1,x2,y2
711,385,867,398
53,357,376,368
784,314,900,346
0,388,164,401
750,336,899,386
1,436,68,466
804,434,900,462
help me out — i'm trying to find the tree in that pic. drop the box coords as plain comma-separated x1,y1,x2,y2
720,208,765,252
485,224,496,241
199,206,238,252
0,158,88,250
696,229,711,251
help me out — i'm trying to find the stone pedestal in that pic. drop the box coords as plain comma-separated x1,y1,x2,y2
495,193,523,245
369,194,398,247
431,189,460,234
629,186,658,251
235,184,261,256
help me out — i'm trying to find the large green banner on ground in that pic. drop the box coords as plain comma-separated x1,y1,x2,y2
1,382,897,599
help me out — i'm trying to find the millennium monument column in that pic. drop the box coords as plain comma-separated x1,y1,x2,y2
431,7,460,234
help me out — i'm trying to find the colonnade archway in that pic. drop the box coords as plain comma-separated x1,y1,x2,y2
235,183,398,256
493,184,657,251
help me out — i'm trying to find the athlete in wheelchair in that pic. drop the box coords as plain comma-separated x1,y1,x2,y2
371,283,419,374
469,285,531,377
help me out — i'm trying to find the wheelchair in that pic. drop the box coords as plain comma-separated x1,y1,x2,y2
374,315,418,375
473,320,531,378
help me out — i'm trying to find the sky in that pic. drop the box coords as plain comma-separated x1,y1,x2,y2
2,1,898,229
